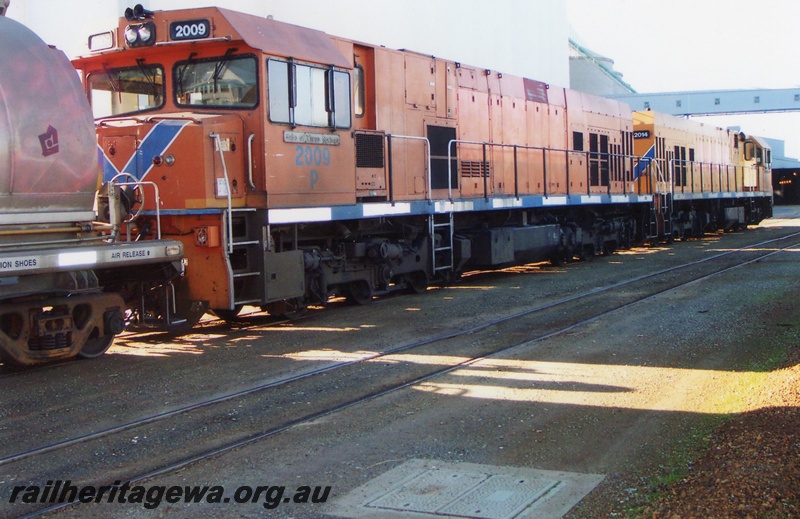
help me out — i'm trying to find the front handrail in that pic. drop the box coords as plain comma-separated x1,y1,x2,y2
209,132,234,254
108,172,163,240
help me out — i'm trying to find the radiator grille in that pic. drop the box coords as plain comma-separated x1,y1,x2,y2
355,133,385,168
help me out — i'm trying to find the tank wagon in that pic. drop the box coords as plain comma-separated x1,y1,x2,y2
0,11,186,365
70,5,771,327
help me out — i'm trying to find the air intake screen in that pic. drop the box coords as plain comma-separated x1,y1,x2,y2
355,133,385,168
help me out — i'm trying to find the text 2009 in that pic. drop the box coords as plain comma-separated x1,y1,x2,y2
295,145,331,167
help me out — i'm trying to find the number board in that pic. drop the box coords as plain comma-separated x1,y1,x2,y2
169,19,211,41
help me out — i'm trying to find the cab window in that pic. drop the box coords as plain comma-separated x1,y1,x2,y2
174,54,258,108
88,63,165,118
267,58,351,129
354,64,365,117
744,141,756,161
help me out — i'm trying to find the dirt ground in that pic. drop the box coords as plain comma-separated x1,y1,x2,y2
576,341,800,518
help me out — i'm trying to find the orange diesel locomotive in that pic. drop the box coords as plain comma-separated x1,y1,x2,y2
72,5,772,327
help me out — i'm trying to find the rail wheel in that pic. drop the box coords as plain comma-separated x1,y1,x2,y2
212,305,243,322
265,298,308,320
162,300,207,336
344,280,373,305
579,244,595,261
404,272,428,294
78,327,114,359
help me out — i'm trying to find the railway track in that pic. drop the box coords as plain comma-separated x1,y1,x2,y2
4,229,800,517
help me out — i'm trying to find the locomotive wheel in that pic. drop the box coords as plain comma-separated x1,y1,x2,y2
549,253,567,267
161,299,207,336
78,328,115,359
404,272,428,294
344,281,373,305
266,298,308,320
212,305,243,322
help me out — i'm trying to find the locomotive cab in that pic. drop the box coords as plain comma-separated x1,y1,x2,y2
77,6,363,318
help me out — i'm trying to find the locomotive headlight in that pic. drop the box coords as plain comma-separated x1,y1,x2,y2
138,24,153,43
124,26,139,45
124,22,156,47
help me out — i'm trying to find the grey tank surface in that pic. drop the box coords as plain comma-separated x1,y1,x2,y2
0,15,98,225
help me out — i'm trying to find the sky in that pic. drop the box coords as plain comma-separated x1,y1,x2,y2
6,0,800,157
567,0,800,158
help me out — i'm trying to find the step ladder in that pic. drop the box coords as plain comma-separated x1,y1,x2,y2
429,212,454,275
224,207,267,308
650,193,673,240
649,160,673,240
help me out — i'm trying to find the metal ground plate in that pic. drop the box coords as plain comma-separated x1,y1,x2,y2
328,459,604,519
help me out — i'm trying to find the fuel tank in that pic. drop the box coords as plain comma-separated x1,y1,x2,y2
0,15,98,225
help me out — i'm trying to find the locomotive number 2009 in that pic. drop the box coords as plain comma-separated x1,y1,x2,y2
295,145,331,189
295,145,331,167
169,20,211,40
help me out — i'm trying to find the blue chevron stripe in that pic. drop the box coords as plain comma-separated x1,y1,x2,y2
123,119,190,180
633,145,655,179
99,120,190,182
98,145,120,182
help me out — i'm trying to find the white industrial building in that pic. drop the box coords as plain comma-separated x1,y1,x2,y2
7,0,570,88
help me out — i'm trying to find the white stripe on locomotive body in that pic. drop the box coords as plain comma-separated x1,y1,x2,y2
263,194,659,226
492,198,524,209
362,203,412,216
269,207,334,224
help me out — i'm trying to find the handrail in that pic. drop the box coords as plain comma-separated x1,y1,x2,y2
386,134,432,202
96,115,203,127
668,159,761,194
246,133,256,190
209,132,234,254
447,139,648,199
108,172,163,240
